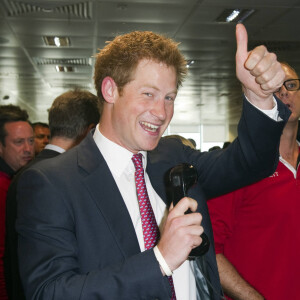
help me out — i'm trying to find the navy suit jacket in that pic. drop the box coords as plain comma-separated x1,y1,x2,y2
16,98,290,299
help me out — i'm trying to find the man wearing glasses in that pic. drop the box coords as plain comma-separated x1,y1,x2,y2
207,62,300,300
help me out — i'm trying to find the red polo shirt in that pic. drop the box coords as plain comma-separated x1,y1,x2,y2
208,149,300,300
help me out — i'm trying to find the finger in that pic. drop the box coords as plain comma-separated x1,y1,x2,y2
175,223,204,248
254,59,284,85
245,45,268,71
253,59,280,85
174,212,203,228
236,23,248,64
191,235,203,249
248,48,275,77
171,197,198,217
187,224,204,237
259,67,285,93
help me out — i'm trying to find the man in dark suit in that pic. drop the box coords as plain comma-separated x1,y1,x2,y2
16,24,290,299
4,89,100,300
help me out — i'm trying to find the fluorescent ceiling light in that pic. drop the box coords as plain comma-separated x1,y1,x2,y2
186,60,195,68
55,66,74,72
43,36,70,47
226,9,241,22
216,9,255,23
55,65,64,72
54,37,61,47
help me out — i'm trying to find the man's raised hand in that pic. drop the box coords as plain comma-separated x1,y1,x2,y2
235,23,285,109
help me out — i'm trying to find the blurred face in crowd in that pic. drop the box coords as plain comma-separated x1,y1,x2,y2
0,121,34,171
34,125,50,154
103,59,177,153
275,64,300,122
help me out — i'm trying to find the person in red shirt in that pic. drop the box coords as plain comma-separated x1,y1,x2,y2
207,62,300,300
0,105,34,299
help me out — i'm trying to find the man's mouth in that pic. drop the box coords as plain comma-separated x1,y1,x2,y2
23,156,33,161
140,121,159,133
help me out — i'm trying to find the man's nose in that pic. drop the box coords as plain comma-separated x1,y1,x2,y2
43,136,49,144
24,141,33,153
277,85,289,100
151,98,166,120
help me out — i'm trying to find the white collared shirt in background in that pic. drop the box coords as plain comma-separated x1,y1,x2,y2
44,143,66,153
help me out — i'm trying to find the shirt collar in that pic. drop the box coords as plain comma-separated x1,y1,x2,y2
93,124,147,177
44,143,66,153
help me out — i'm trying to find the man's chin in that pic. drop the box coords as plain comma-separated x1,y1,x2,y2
22,158,33,164
137,132,163,151
141,140,160,151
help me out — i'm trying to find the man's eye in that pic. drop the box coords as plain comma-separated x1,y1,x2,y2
144,93,152,97
165,96,175,101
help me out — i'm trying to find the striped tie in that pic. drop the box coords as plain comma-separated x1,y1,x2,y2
132,153,176,300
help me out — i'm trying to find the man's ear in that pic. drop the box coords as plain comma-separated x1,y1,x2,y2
101,76,118,104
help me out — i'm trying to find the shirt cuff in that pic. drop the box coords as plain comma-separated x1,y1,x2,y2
245,95,281,121
153,246,173,276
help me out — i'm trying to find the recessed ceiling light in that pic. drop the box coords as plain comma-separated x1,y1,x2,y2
54,37,61,47
65,66,74,72
41,8,54,13
186,60,195,68
226,9,241,22
216,9,255,23
43,36,70,47
55,66,74,72
55,66,64,72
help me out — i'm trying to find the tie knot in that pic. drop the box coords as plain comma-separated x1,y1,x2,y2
132,153,143,171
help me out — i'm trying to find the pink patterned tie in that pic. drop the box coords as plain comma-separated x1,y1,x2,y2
132,153,176,300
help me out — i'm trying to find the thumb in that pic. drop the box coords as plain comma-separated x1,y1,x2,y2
236,23,248,64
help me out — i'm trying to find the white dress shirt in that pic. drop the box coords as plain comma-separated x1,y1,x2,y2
93,125,197,300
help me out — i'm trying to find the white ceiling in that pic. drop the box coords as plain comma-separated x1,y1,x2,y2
1,0,300,126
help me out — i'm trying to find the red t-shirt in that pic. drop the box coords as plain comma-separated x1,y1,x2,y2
0,171,11,300
208,153,300,300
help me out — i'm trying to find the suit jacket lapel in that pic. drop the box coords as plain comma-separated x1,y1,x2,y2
147,150,170,205
76,134,141,258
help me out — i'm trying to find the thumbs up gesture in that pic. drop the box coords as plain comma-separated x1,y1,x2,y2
236,24,285,109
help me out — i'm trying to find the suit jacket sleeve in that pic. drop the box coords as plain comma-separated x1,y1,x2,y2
183,96,290,199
